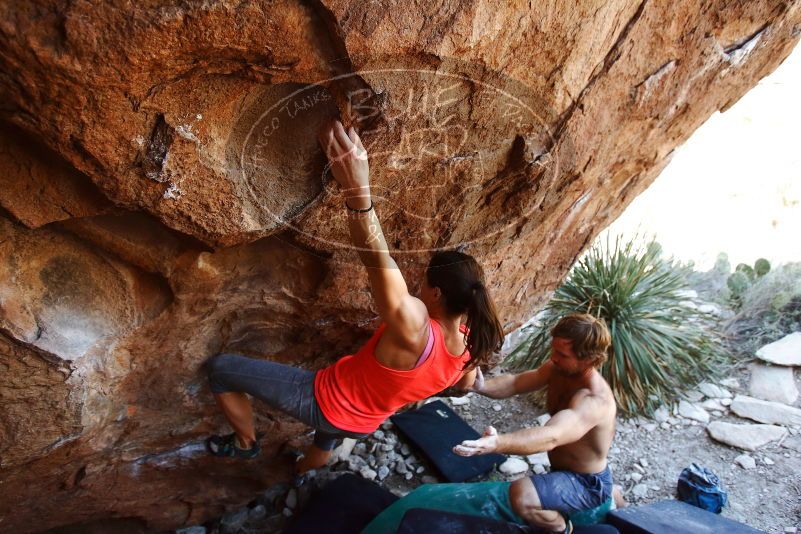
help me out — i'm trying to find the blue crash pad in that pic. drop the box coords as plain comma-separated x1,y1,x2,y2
391,400,506,482
607,499,765,534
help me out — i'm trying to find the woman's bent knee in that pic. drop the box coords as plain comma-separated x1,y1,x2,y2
205,353,239,391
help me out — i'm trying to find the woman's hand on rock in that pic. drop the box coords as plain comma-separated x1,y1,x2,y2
318,119,370,202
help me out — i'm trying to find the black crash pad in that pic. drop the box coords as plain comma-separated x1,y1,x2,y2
397,508,622,534
283,474,398,534
607,500,765,534
391,400,506,482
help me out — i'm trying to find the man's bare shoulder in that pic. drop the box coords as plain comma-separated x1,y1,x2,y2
571,373,616,414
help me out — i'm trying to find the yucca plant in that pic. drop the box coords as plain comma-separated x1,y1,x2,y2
507,235,728,416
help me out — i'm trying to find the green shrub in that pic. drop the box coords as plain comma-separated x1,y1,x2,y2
726,263,801,354
727,258,771,307
506,236,728,416
754,258,771,277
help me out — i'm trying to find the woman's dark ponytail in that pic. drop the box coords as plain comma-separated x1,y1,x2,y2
426,251,505,369
464,281,504,369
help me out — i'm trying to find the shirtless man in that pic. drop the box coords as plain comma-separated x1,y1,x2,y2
453,313,617,534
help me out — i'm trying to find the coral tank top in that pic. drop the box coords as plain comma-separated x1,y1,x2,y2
314,320,471,433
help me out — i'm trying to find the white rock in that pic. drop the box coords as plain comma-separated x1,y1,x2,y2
721,398,732,407
631,484,649,498
684,390,704,402
763,456,775,465
749,363,799,404
678,400,710,423
536,413,552,426
698,382,732,399
643,423,657,432
783,437,801,453
533,464,547,475
711,411,723,417
676,289,698,299
377,465,390,480
492,403,503,412
526,452,550,466
698,303,722,316
332,438,358,462
630,472,643,482
359,466,377,480
652,406,670,423
680,300,698,310
701,398,727,411
731,395,801,426
660,422,671,430
784,526,798,534
499,457,529,475
756,332,801,366
639,458,649,468
450,396,470,406
720,377,740,389
734,454,756,469
707,421,787,451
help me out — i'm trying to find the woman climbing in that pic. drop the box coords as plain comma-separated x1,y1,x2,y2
205,119,505,473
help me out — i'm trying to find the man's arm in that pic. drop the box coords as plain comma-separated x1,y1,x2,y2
471,362,554,399
318,121,427,345
453,389,605,456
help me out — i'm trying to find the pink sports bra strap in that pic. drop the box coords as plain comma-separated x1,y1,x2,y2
413,322,435,369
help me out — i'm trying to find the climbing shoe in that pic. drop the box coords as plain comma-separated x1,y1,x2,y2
206,433,261,459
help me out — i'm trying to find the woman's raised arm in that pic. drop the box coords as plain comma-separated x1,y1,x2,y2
318,120,427,343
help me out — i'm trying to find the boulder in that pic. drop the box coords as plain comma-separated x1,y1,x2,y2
698,382,732,399
734,454,756,470
782,436,801,453
707,421,787,451
749,363,799,404
536,414,552,426
720,378,740,389
678,400,710,423
526,452,551,467
499,457,529,475
652,406,670,423
684,390,705,402
701,399,727,412
756,333,801,366
730,395,801,426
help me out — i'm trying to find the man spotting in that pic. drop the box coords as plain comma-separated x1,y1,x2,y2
453,313,617,533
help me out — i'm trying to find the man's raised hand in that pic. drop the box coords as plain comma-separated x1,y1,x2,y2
317,119,370,198
452,425,499,457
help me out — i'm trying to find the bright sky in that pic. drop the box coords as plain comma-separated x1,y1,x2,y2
603,45,801,270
